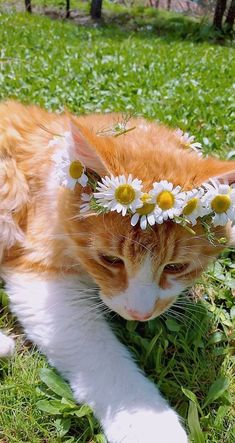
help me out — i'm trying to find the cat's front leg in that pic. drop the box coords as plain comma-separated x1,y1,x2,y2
5,273,187,443
0,330,15,357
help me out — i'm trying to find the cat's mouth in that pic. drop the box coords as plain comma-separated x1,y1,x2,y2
115,308,154,322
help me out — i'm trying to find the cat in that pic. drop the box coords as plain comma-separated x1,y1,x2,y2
0,100,234,443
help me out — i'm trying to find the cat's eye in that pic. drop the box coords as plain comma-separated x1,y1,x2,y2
99,254,124,267
164,262,189,274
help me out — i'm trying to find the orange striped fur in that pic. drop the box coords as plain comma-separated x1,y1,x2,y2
1,101,234,315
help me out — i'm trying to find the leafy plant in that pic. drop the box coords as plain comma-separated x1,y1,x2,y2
36,368,104,441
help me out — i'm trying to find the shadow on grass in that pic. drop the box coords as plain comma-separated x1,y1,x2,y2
41,8,234,46
1,1,234,46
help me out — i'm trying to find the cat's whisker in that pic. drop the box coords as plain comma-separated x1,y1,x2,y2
69,288,100,294
174,296,206,310
177,294,202,302
169,302,204,318
81,303,113,320
164,310,204,332
166,306,206,332
174,298,205,308
172,303,206,314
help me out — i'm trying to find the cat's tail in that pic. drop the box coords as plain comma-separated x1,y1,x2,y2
0,151,28,261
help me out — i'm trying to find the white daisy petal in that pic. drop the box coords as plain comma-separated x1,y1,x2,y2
188,136,195,143
111,203,123,213
80,194,92,213
132,178,142,187
172,185,182,194
140,216,147,230
175,129,183,137
78,173,88,187
81,193,91,202
80,204,90,213
219,184,230,194
147,214,156,226
131,213,140,226
167,209,174,219
226,207,235,220
122,207,127,216
65,176,77,190
213,213,228,227
153,209,164,224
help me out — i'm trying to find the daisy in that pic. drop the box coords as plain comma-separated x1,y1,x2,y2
202,179,235,226
182,187,210,225
69,160,88,187
175,129,202,156
131,193,156,230
150,180,186,223
51,132,88,190
94,174,143,216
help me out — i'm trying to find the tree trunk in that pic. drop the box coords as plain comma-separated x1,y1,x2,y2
167,0,171,10
25,0,32,13
225,0,235,29
213,0,227,29
90,0,102,19
66,0,70,18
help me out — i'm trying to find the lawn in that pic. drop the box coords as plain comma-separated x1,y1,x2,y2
0,8,235,443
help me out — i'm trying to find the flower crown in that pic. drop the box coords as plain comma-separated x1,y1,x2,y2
51,130,235,241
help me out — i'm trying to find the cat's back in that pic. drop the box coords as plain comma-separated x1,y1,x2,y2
0,101,66,261
0,100,65,159
0,100,69,198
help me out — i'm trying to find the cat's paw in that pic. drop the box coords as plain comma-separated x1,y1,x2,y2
104,408,188,443
0,332,15,358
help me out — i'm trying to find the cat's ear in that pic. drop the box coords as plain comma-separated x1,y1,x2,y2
213,166,235,186
197,158,235,186
69,118,109,176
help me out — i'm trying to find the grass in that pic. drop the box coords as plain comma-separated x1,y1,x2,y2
1,0,234,42
0,8,235,443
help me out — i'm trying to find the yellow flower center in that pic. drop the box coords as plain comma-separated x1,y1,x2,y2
137,193,155,215
141,193,151,204
69,161,84,179
157,190,175,210
137,203,155,216
183,197,198,216
115,184,136,205
211,194,231,214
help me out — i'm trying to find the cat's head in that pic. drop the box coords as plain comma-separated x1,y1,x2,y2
59,114,235,321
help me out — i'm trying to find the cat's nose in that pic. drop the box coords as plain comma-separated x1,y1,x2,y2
126,308,153,321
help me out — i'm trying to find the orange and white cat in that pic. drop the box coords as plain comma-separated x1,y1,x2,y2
0,101,235,443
